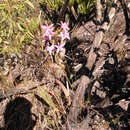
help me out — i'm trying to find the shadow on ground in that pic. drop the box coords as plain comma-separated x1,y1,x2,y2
0,97,37,130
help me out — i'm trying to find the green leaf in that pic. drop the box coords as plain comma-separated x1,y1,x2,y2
20,35,25,44
0,37,2,43
69,0,75,6
27,18,39,33
0,4,6,10
38,87,55,109
76,0,82,4
17,23,24,32
27,30,34,38
25,0,34,9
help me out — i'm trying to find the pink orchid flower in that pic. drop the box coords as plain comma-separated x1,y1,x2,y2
46,44,55,55
64,31,70,40
55,43,64,53
58,31,70,41
60,21,69,32
41,21,55,41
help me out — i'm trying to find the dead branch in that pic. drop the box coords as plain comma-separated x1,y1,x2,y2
86,0,118,71
120,0,130,34
96,0,102,22
67,75,91,130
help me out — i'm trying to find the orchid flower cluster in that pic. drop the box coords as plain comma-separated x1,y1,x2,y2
41,21,70,55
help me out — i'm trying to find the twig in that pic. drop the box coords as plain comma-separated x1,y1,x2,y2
71,6,78,20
